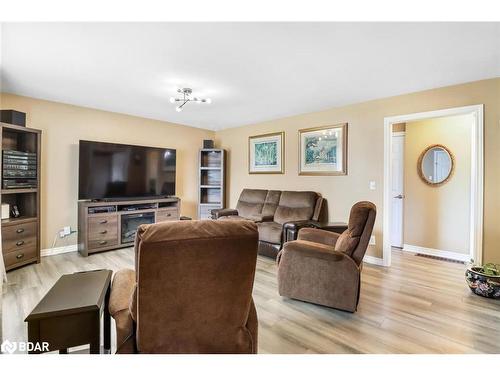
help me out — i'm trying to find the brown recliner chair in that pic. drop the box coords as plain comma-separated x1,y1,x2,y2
108,220,259,353
276,201,376,312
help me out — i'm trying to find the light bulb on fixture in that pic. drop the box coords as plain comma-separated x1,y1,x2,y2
170,88,211,112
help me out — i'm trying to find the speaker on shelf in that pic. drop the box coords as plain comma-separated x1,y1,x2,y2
0,110,26,127
203,139,214,149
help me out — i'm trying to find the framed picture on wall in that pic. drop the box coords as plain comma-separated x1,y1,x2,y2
248,131,284,174
298,123,347,175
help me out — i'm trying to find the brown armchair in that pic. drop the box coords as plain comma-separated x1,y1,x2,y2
276,201,376,312
108,220,259,353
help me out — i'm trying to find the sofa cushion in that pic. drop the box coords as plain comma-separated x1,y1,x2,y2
219,215,247,221
219,214,273,223
236,189,268,218
273,191,318,225
261,190,281,217
257,221,283,244
335,201,376,265
334,201,373,257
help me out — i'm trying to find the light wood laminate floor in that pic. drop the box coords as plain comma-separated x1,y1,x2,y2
2,248,500,354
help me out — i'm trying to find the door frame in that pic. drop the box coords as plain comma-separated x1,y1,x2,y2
383,104,483,267
391,132,405,248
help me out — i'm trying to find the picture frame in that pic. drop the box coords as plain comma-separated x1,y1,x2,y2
298,123,348,176
248,131,284,174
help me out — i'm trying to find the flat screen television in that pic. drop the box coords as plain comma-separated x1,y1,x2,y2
78,140,176,200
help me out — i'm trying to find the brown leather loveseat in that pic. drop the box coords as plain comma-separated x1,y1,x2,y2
212,189,325,258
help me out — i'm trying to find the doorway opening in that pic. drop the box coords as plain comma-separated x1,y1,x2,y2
383,105,483,267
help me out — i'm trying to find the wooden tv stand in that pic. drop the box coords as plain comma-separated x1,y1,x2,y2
77,197,180,257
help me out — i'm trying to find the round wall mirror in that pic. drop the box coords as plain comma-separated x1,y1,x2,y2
418,144,454,186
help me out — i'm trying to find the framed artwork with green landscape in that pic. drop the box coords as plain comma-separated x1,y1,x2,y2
248,132,284,174
299,123,347,175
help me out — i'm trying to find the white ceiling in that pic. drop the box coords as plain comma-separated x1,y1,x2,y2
1,22,499,130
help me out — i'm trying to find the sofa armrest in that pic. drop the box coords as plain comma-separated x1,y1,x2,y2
211,208,239,219
282,220,322,242
109,269,136,317
109,269,137,353
250,214,274,223
282,239,345,261
246,299,258,354
297,227,341,247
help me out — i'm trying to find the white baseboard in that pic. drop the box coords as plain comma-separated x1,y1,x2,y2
363,255,384,266
41,244,78,257
403,243,470,262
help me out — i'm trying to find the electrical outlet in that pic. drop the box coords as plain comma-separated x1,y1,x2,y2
59,226,72,238
369,235,376,246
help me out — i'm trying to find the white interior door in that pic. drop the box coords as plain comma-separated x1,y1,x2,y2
391,134,405,248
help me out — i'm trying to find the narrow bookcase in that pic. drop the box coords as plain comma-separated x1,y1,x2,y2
0,122,41,271
198,149,226,219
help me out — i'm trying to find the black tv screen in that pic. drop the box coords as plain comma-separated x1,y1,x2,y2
78,140,176,200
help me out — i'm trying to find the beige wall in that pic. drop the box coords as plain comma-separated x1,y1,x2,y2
0,93,214,249
215,78,500,262
1,78,499,262
403,115,472,254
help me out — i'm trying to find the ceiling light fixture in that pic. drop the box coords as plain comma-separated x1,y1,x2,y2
169,88,212,112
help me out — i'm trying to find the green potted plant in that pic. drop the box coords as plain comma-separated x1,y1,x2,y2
465,260,500,298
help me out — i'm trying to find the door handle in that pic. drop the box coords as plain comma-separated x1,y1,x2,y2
394,194,404,199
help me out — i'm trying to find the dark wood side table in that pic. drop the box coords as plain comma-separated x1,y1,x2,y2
25,269,112,354
283,221,348,243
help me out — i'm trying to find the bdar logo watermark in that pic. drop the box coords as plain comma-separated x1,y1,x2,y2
1,339,49,354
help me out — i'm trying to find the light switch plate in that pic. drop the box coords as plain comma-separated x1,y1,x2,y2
369,181,376,190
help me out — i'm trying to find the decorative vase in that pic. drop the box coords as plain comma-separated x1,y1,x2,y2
465,266,500,299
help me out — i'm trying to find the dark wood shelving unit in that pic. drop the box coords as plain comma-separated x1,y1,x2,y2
0,122,41,271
